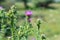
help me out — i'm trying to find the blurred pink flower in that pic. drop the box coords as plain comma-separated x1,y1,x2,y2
0,6,3,10
32,38,36,40
25,10,32,16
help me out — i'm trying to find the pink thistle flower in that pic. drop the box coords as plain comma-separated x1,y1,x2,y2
32,38,36,40
0,6,4,10
25,10,32,16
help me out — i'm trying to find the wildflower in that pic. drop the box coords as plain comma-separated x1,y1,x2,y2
25,10,32,23
25,10,32,16
32,38,36,40
0,6,4,10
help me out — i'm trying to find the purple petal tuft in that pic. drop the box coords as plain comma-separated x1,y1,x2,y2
25,10,32,16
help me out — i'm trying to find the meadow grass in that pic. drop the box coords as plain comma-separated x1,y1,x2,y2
17,5,60,40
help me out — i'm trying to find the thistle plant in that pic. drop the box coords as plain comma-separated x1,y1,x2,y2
37,19,41,30
0,6,7,40
25,10,32,28
0,5,42,40
0,7,4,31
36,19,41,40
4,5,19,40
25,10,32,23
0,9,3,31
18,10,33,40
10,5,18,40
41,34,46,40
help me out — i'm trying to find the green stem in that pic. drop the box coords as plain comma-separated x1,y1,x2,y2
11,16,14,40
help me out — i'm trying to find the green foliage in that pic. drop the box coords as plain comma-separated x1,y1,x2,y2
0,0,5,2
0,5,41,40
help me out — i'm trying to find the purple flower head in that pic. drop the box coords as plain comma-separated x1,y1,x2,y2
32,38,36,40
0,6,4,10
25,10,32,16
